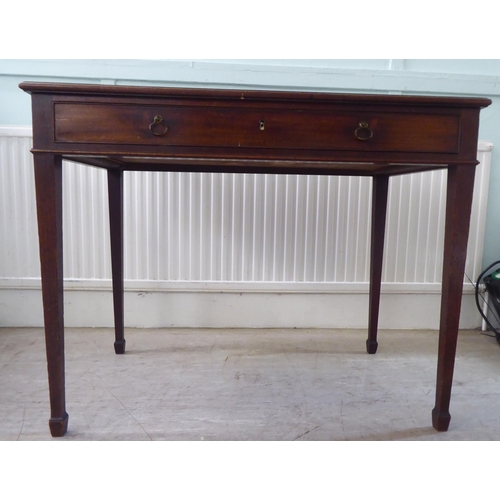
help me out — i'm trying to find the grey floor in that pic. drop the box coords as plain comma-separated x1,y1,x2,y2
2,327,500,441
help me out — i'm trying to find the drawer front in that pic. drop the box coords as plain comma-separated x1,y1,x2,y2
54,102,460,154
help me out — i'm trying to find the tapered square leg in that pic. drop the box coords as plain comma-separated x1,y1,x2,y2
432,164,476,431
34,153,68,437
367,175,389,354
107,169,126,354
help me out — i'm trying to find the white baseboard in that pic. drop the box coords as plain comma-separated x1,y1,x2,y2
0,279,481,330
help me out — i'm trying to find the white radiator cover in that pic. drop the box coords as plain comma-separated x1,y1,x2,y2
0,126,493,329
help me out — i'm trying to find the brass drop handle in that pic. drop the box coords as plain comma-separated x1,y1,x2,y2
149,115,168,136
354,122,373,141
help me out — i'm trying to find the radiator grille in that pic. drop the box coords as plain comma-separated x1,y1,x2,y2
0,127,492,288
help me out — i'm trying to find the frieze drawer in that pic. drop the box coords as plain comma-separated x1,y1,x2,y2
53,102,460,154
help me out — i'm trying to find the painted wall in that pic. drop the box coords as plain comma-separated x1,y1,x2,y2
1,58,499,270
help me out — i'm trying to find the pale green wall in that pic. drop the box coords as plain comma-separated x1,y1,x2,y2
1,59,499,271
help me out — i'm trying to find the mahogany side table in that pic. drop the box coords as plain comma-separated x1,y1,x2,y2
19,82,491,437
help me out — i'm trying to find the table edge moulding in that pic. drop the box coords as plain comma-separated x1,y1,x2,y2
19,81,492,437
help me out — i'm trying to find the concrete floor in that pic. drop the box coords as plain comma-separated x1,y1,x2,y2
1,327,500,440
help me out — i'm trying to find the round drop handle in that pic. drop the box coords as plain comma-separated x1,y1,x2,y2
149,115,168,136
354,122,373,141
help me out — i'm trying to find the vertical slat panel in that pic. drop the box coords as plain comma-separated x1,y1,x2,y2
0,129,492,289
467,147,493,282
336,177,351,282
0,135,40,278
62,161,110,280
282,175,295,282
